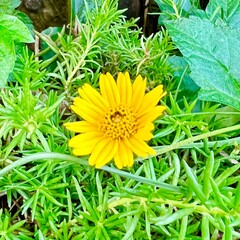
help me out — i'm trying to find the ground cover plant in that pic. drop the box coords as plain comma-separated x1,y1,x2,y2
0,0,240,239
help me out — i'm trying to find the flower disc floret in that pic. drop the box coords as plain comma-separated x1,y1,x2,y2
64,72,166,169
101,106,138,139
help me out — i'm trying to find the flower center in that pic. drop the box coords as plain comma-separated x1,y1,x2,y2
101,106,138,140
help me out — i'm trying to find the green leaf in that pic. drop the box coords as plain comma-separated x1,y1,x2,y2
215,163,240,187
210,178,229,212
223,216,232,240
0,0,21,14
167,56,199,100
7,220,25,233
153,208,194,225
73,0,96,22
0,14,34,85
234,180,240,210
155,0,193,24
122,210,142,240
201,215,210,240
182,160,208,205
203,151,214,199
14,11,34,35
0,14,34,43
49,220,63,239
4,129,26,157
166,16,240,110
40,190,63,207
206,0,240,29
178,215,188,240
0,35,15,86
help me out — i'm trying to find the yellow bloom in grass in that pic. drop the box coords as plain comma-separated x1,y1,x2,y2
64,72,166,169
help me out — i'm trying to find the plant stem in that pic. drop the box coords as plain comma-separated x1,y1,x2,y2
108,196,234,217
155,124,240,156
0,152,182,193
154,136,240,150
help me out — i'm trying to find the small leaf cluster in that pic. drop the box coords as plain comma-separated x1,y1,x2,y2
0,51,65,159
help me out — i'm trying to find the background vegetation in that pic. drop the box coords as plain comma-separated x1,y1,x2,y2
0,0,240,239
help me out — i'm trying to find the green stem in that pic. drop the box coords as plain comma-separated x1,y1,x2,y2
0,153,181,193
154,136,240,150
155,124,240,156
108,196,235,217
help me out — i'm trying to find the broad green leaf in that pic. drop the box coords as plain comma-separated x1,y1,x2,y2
0,0,21,14
72,0,96,22
14,11,34,35
167,56,199,99
155,0,192,24
206,0,240,29
0,35,15,86
155,0,205,24
0,14,34,43
166,16,240,110
0,14,34,85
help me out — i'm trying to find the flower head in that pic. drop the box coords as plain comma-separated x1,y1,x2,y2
64,72,166,169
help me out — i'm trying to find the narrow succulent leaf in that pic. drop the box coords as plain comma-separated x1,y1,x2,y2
201,214,210,240
178,215,188,240
183,160,208,204
210,178,229,212
122,210,142,240
203,151,214,199
234,180,240,210
154,208,194,225
215,164,240,186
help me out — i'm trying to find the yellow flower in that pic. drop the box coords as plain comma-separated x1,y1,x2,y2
64,72,166,169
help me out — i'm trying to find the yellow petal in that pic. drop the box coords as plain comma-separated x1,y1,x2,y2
125,137,156,157
117,72,132,106
74,97,104,117
95,140,119,168
138,106,166,127
71,105,96,125
100,73,120,107
134,123,153,141
114,139,134,169
131,75,146,113
64,121,97,133
72,139,101,155
89,138,118,168
136,85,166,117
69,132,103,148
71,97,103,125
78,84,110,112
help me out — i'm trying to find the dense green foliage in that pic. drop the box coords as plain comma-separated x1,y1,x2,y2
0,0,239,239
